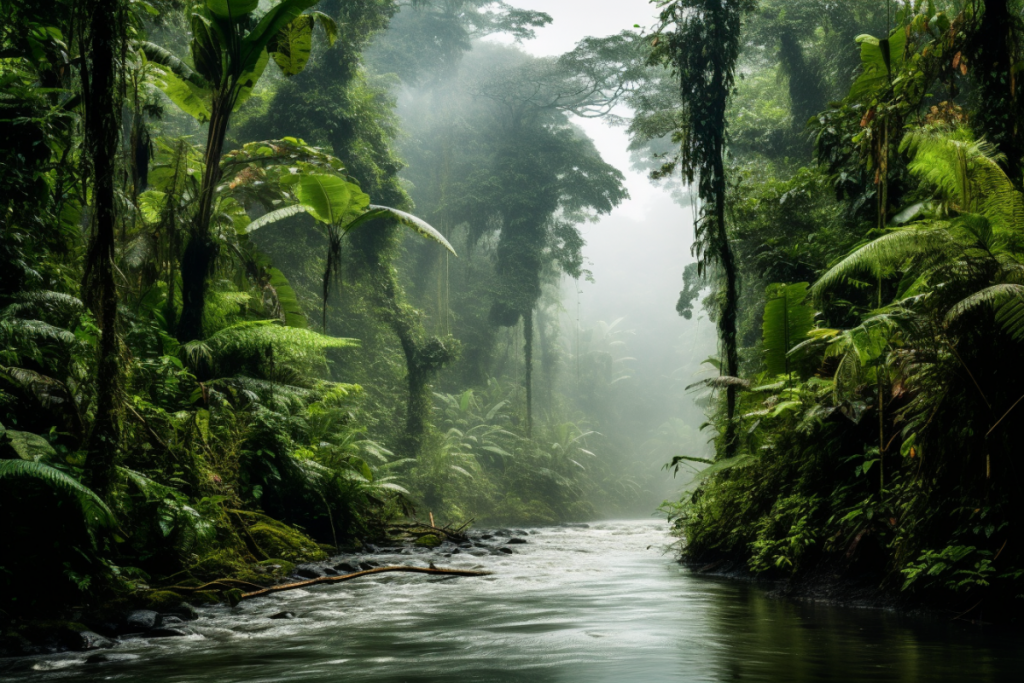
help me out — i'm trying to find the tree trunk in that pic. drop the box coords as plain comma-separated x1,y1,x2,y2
714,123,740,458
524,308,534,438
177,97,231,342
82,0,123,497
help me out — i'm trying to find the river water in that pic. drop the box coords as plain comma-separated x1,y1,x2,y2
2,520,1022,682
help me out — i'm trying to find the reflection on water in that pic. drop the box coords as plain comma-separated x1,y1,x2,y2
1,520,1020,682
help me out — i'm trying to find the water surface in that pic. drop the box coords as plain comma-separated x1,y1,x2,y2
3,520,1021,682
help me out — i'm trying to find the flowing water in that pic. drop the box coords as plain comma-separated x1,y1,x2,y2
2,520,1022,682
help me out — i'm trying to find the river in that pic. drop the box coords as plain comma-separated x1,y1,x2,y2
2,520,1021,682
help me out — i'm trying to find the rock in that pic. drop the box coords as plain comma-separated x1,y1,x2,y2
161,603,199,621
366,544,380,553
67,630,115,651
506,537,528,544
467,548,490,557
334,562,358,573
497,547,514,554
294,565,322,579
323,567,339,575
359,562,376,571
160,616,187,628
269,611,296,620
480,534,494,540
86,652,141,664
450,548,461,555
148,628,189,638
415,534,442,548
494,529,512,537
459,542,472,548
124,610,161,632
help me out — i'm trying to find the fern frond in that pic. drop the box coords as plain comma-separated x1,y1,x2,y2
0,460,114,528
948,284,1024,341
812,227,956,299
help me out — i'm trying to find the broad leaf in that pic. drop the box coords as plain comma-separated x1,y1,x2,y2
149,64,212,122
297,174,362,224
269,267,307,329
269,15,314,76
5,429,57,462
345,205,457,255
246,204,312,232
240,0,318,76
762,282,815,376
207,0,259,18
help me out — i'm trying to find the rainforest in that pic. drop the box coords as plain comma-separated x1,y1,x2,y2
2,1,1024,681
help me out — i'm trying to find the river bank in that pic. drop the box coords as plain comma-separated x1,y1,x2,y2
3,520,1023,683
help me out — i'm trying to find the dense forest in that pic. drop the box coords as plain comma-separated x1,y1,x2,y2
2,0,1023,649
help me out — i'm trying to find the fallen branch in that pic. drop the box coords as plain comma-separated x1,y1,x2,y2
154,578,266,593
240,565,491,601
390,522,469,543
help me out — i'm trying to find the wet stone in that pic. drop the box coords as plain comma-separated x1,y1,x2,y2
269,611,296,620
124,610,161,632
507,538,528,544
148,627,189,638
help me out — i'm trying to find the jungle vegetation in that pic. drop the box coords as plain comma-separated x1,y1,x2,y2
639,0,1024,616
3,0,1023,626
0,0,677,621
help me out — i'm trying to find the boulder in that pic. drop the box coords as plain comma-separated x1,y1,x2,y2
497,547,514,554
294,565,322,579
124,610,161,632
506,538,528,544
333,562,358,573
67,630,115,652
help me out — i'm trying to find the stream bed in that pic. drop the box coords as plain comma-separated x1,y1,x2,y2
2,520,1022,682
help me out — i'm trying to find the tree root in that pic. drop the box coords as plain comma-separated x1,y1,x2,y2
239,565,491,601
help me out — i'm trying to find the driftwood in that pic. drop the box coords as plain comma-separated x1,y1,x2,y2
239,565,491,601
390,519,473,544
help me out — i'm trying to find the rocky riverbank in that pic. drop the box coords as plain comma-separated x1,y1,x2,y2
0,526,538,660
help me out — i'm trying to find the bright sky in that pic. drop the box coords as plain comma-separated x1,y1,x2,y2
487,1,715,398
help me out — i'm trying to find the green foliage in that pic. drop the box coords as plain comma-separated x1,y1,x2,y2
761,282,815,377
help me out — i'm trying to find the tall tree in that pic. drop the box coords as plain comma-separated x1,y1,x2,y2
649,0,753,456
81,0,126,496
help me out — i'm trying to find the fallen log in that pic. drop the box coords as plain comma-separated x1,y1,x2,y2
239,565,492,601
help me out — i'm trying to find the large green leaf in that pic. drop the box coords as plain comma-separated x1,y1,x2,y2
762,282,815,377
0,460,114,528
246,204,312,233
148,63,212,122
269,267,307,329
235,48,270,110
191,12,225,84
849,29,907,102
297,174,363,224
207,0,259,18
345,205,457,256
269,15,314,76
5,429,58,462
240,0,318,76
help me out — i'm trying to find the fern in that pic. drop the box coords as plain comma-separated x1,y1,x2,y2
0,460,114,529
948,284,1024,341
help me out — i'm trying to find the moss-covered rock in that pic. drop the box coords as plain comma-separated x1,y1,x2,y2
144,591,187,612
415,534,442,548
249,521,327,562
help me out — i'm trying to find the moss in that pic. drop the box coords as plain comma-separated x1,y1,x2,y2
249,522,327,562
258,558,295,576
188,591,221,605
144,591,187,612
415,534,442,548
